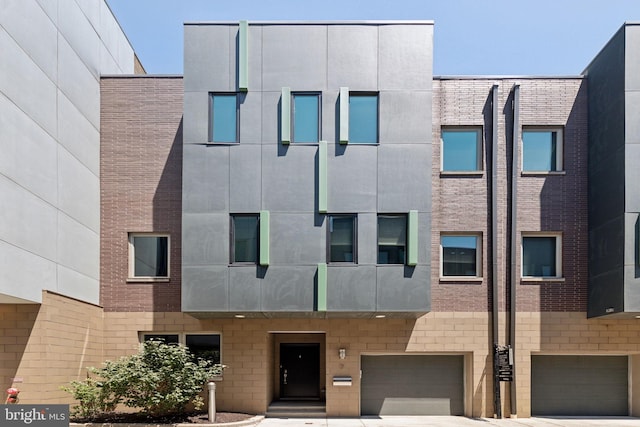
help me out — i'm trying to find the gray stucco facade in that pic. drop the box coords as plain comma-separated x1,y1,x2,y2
182,22,434,317
585,23,640,317
0,0,135,304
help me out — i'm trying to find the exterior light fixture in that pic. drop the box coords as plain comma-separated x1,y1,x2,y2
375,314,386,319
234,314,245,319
339,348,346,359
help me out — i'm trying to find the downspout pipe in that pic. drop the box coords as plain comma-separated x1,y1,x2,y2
490,84,501,419
509,84,520,417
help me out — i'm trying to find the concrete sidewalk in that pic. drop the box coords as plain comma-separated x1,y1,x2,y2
256,416,640,427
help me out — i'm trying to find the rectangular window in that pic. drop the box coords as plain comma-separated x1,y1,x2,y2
210,93,238,143
328,215,356,263
185,334,221,364
522,234,562,278
143,333,221,364
143,334,179,344
231,214,259,263
522,128,563,172
292,93,320,143
441,128,482,171
349,93,378,144
129,234,169,280
441,234,481,277
378,214,406,264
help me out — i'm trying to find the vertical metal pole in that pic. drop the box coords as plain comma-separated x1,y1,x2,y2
509,84,520,417
490,84,501,418
208,381,216,422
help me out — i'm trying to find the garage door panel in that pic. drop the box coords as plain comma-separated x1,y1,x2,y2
531,355,628,416
361,355,464,416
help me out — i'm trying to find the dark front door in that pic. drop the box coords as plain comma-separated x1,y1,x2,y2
280,343,320,399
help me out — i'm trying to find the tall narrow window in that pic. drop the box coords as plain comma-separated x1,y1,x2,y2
378,215,406,264
522,128,563,172
210,93,238,143
349,93,378,144
231,214,259,263
292,93,320,143
441,234,481,277
328,215,356,263
522,234,562,278
441,128,482,171
129,234,169,280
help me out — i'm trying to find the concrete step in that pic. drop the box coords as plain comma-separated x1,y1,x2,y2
266,401,326,418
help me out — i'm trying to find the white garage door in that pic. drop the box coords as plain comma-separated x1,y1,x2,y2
361,355,464,415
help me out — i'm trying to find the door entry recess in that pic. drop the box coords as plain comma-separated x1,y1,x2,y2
279,343,320,399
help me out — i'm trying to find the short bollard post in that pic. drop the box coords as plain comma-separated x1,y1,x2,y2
207,381,216,423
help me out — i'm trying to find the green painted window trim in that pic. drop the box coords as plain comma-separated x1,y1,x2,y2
339,87,349,144
238,21,249,92
407,210,418,266
281,87,291,144
259,210,270,266
317,263,327,311
318,141,328,213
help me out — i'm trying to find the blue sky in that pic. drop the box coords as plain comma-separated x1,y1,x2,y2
107,0,640,76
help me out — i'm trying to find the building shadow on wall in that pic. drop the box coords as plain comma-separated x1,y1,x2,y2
152,118,183,313
534,80,589,349
0,304,39,393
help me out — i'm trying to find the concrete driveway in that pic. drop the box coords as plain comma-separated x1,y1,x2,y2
255,416,640,427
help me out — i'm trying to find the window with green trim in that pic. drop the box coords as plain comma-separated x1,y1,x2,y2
292,93,320,143
349,93,378,144
328,215,356,263
378,214,406,264
230,214,259,263
210,93,238,143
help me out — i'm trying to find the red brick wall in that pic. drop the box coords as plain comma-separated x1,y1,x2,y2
516,79,588,312
100,77,183,312
432,78,588,313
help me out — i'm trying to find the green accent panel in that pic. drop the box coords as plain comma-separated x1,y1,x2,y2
238,21,249,91
407,210,418,266
318,140,328,213
281,87,291,144
317,263,327,311
339,87,349,144
260,210,270,266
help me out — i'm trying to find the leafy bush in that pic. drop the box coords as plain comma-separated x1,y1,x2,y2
63,340,225,418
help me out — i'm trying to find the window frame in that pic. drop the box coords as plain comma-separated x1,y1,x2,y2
291,91,321,143
230,214,260,265
327,214,357,264
377,214,407,265
349,92,379,144
440,127,483,173
128,233,170,282
440,233,483,279
521,232,563,280
521,127,564,173
141,332,222,365
209,92,239,144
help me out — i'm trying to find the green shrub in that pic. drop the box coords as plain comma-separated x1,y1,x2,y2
63,340,225,418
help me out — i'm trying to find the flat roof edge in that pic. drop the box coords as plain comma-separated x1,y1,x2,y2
101,74,183,78
184,20,434,26
434,75,584,80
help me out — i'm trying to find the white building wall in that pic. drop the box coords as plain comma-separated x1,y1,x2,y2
0,0,135,304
